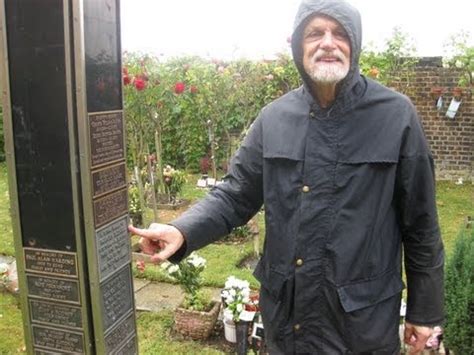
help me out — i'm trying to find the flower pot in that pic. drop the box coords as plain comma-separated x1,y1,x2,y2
174,301,221,340
224,318,237,343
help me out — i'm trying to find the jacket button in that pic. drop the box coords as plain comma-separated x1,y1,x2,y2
310,112,315,118
302,185,310,193
296,258,304,266
294,324,301,331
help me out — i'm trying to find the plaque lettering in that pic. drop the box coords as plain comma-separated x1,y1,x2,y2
101,266,133,331
105,312,136,353
24,248,77,278
32,325,84,353
93,188,128,227
91,162,127,198
27,275,80,304
30,299,82,329
115,335,138,355
96,216,130,281
89,111,124,167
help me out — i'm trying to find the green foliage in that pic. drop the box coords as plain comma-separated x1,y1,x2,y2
162,165,187,203
0,106,5,162
360,26,418,93
444,225,474,353
443,30,474,87
163,253,209,311
123,53,300,171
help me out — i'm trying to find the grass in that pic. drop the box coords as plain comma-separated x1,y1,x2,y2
436,181,474,255
0,163,14,256
0,161,473,353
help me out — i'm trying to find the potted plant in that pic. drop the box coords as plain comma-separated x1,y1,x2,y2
221,276,258,352
163,253,220,340
161,165,188,206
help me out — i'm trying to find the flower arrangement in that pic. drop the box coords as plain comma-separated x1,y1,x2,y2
162,252,209,311
221,276,258,322
162,165,187,203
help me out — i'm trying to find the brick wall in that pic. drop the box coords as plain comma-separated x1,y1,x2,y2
399,57,473,181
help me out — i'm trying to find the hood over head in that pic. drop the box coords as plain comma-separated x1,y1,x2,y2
291,0,363,106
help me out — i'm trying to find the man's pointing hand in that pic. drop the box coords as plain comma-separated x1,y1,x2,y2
129,223,184,264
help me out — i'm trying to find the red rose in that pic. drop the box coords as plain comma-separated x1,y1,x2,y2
190,85,198,94
123,75,131,86
174,82,185,94
134,78,146,91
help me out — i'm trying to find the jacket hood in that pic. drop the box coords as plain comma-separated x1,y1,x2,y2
291,0,363,108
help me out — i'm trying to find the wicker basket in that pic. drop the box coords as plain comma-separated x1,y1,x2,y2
174,301,221,340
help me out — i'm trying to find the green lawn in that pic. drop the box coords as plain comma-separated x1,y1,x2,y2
0,161,473,353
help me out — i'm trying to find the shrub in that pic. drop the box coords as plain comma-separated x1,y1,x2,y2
444,223,474,353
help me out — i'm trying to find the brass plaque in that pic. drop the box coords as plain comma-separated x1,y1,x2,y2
93,188,128,228
32,325,84,353
34,350,58,355
24,248,78,278
30,299,82,329
89,111,124,168
91,162,127,198
105,312,136,354
115,335,138,355
96,216,131,281
101,266,133,331
27,275,80,304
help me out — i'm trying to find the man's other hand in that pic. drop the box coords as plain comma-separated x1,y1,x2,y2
128,223,184,263
404,322,434,354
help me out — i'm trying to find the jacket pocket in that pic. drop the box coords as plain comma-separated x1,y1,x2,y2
253,258,287,302
337,270,403,352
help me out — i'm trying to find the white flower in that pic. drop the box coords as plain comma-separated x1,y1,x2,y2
168,265,179,274
236,304,243,313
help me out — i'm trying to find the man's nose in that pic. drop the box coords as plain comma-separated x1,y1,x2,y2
320,31,337,50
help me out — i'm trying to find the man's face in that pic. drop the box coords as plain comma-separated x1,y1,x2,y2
302,15,351,85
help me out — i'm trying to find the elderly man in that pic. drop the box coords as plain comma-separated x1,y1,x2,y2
129,0,444,353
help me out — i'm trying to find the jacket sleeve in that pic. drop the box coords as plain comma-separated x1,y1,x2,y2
168,114,264,262
395,107,445,326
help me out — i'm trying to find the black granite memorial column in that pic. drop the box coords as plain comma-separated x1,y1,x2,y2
0,0,137,354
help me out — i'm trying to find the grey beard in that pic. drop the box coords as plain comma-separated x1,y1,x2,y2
308,64,349,84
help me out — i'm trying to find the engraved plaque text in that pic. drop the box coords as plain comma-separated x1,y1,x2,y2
115,335,138,355
33,325,84,353
30,299,82,329
96,216,130,281
105,312,136,353
27,275,80,304
93,188,128,227
101,266,133,331
92,162,127,198
24,248,77,278
89,111,124,167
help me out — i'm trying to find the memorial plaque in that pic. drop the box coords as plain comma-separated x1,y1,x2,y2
96,216,130,281
104,312,136,353
91,162,127,198
24,248,78,278
30,299,82,329
34,350,62,355
32,325,84,353
27,275,80,304
101,266,133,331
115,335,138,355
89,111,124,168
93,188,128,227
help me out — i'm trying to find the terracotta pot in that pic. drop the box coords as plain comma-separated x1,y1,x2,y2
174,301,221,340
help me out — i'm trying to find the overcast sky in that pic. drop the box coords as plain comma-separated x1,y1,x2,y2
121,0,473,60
